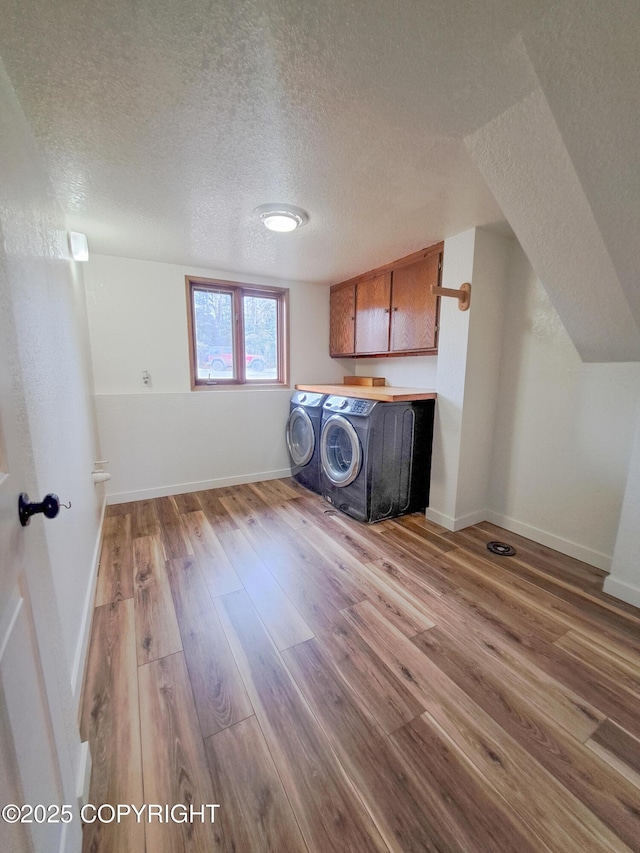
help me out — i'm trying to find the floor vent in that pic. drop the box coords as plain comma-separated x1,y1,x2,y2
487,541,516,557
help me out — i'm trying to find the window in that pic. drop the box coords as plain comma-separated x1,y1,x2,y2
186,276,289,389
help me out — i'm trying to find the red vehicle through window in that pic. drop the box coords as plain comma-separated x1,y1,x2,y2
199,347,265,372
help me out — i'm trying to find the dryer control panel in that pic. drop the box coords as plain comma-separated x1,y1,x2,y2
291,391,326,408
323,396,377,417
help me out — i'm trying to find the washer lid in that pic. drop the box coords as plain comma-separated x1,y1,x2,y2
320,415,362,487
286,407,315,466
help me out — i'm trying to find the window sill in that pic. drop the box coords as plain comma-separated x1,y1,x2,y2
191,382,290,392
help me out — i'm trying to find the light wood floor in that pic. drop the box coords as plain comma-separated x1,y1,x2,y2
81,478,640,852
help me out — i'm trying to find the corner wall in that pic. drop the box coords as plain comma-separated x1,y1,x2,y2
425,228,511,529
84,254,348,501
604,413,640,606
425,229,475,526
487,243,640,570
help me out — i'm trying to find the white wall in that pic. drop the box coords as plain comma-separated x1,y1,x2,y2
425,228,511,529
85,254,348,501
604,413,640,606
456,229,510,520
426,229,475,525
488,243,640,570
354,356,438,388
411,228,640,575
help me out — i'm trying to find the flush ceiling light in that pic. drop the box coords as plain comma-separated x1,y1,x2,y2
255,204,308,232
68,231,89,262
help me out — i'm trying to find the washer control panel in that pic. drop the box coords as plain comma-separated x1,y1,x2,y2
323,396,377,416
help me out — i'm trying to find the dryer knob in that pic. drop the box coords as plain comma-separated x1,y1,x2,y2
299,394,307,402
339,400,348,409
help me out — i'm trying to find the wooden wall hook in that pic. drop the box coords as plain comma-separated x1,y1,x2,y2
430,282,471,311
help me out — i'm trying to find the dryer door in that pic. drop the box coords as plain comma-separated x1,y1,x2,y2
320,415,362,487
286,406,315,467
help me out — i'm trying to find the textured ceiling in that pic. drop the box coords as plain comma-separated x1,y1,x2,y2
0,0,556,284
0,0,637,334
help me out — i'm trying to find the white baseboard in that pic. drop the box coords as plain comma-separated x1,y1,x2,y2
424,507,457,529
424,507,487,532
484,510,612,572
451,509,488,531
425,506,612,572
71,496,106,708
106,468,293,505
603,575,640,608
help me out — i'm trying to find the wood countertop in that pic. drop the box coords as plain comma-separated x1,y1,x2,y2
295,384,437,402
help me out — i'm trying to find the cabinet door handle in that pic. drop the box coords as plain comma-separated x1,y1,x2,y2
384,308,390,314
392,306,398,312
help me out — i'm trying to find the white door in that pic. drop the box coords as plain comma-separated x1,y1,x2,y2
0,291,82,851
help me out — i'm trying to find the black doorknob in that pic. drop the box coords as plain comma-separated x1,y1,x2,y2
19,493,67,527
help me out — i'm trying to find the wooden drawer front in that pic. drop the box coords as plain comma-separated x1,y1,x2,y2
390,253,439,352
355,273,391,354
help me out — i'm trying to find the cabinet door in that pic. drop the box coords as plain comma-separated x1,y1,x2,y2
329,284,356,355
390,253,440,352
355,272,391,354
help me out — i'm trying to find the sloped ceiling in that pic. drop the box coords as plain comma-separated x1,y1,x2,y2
0,0,638,359
465,0,640,362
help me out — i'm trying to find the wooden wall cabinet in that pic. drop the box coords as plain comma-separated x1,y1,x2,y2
329,242,443,358
329,283,355,356
355,272,391,354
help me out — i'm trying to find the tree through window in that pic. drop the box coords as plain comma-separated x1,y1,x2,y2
186,277,289,388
